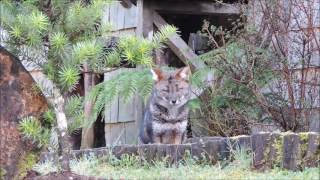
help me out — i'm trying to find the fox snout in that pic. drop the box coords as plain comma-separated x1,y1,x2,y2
170,100,177,104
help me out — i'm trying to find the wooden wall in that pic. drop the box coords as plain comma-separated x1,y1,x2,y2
104,69,144,145
102,3,143,145
103,2,137,36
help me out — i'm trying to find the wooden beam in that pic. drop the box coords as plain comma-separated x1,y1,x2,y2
153,12,204,70
151,1,240,15
120,0,133,8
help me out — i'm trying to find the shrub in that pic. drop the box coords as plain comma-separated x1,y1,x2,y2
190,19,275,136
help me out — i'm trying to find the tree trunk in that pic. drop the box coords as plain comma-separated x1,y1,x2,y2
81,63,95,149
31,71,71,171
53,93,71,171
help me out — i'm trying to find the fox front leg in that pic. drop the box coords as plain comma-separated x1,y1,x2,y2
173,133,184,145
153,134,162,144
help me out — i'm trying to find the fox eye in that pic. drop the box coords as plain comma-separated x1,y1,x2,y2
162,89,169,93
162,97,169,101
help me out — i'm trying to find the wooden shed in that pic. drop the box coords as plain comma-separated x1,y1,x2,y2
102,0,242,145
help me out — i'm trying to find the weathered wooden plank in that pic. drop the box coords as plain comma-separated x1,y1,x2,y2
102,4,111,28
125,121,138,144
153,12,205,70
155,144,167,161
150,1,240,15
105,68,143,124
116,3,126,30
104,68,144,145
104,70,119,123
104,123,126,146
147,144,158,162
136,0,153,38
40,132,320,170
105,68,142,124
109,3,120,31
137,144,150,161
124,4,137,28
136,0,143,37
252,133,271,169
118,97,135,122
133,93,144,138
118,72,136,123
112,144,139,158
230,135,252,151
303,132,320,167
110,97,119,123
204,139,229,163
185,136,225,144
166,145,179,164
267,133,283,168
177,144,192,161
191,142,206,160
186,136,239,161
282,133,300,171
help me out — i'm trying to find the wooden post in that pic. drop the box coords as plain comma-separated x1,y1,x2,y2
81,63,95,149
137,0,153,38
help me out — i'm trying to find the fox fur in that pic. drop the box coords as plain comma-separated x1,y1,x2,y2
139,66,191,144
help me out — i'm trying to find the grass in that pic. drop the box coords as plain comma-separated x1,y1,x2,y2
33,149,319,180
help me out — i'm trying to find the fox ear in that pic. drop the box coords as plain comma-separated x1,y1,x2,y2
151,68,164,82
175,66,191,81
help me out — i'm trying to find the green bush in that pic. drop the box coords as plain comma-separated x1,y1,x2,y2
189,20,276,136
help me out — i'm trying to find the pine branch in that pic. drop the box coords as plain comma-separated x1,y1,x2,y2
86,69,153,128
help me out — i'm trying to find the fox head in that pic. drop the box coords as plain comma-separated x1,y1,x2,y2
150,67,191,118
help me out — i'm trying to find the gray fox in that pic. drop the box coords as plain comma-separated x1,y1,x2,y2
139,66,191,144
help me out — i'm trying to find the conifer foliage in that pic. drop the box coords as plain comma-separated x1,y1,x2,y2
0,0,176,153
1,0,114,91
